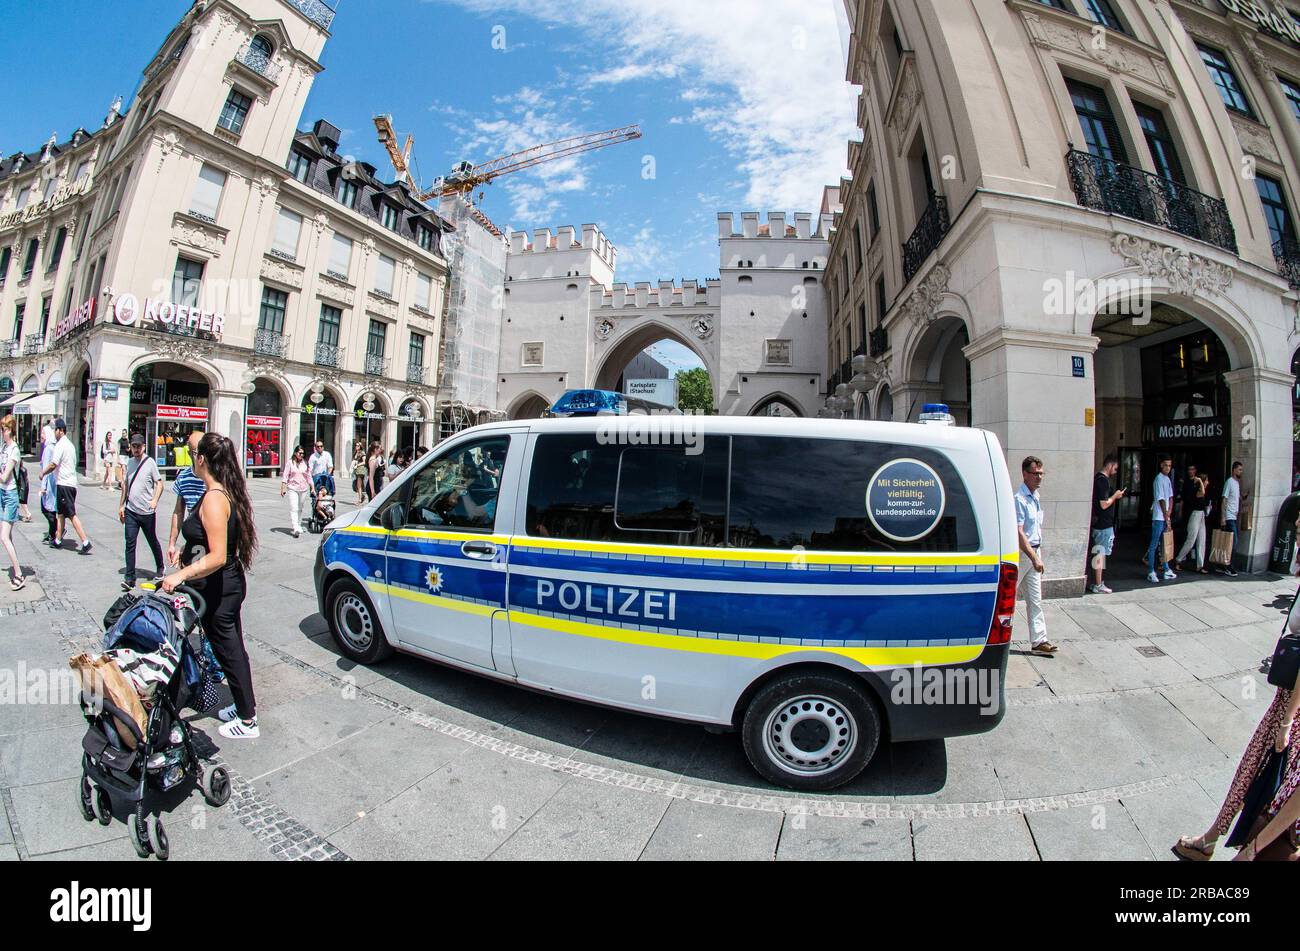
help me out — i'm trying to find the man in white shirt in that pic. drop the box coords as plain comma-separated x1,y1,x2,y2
1220,460,1246,577
39,418,91,554
1015,455,1057,655
1145,455,1175,584
308,440,335,496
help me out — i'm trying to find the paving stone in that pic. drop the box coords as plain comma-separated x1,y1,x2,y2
1122,778,1225,861
1108,692,1225,775
1069,639,1190,691
1141,598,1212,632
640,798,782,860
1060,604,1136,640
1026,801,1154,860
0,722,87,787
1159,682,1263,761
490,777,671,860
1174,599,1248,632
1102,602,1172,636
776,815,913,860
912,813,1037,861
10,777,129,857
1201,595,1271,626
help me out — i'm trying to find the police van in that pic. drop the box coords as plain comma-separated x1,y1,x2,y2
313,412,1019,790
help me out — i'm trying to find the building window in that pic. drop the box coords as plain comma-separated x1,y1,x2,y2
1282,75,1300,122
39,297,51,338
42,178,57,204
21,238,38,277
1067,79,1129,164
73,160,90,182
258,285,288,334
366,318,387,358
0,247,10,283
1257,174,1297,248
867,183,880,241
335,177,357,209
374,253,395,296
172,256,204,306
189,163,226,221
1082,0,1124,31
418,225,435,251
380,203,399,231
1198,45,1254,117
317,304,341,346
1134,103,1186,184
288,150,312,183
217,89,253,135
875,277,887,326
14,187,30,211
522,342,544,366
1034,0,1070,8
414,271,432,311
409,332,425,368
47,228,67,272
853,222,864,272
13,302,25,339
328,232,352,279
250,34,274,59
272,206,303,260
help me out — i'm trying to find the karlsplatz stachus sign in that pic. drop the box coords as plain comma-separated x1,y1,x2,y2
1221,0,1300,46
0,176,92,231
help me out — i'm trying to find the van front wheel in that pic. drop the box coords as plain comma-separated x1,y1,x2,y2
742,671,880,791
326,577,393,665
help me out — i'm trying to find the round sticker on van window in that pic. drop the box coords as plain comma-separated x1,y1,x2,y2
866,458,946,542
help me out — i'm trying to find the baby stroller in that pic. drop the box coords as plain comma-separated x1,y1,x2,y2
75,585,231,860
307,487,336,535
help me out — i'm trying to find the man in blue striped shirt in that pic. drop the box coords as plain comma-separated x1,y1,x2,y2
166,430,206,567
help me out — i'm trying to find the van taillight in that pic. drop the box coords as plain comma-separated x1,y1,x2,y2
988,562,1017,646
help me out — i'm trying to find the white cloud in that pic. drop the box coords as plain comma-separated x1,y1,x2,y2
443,0,856,212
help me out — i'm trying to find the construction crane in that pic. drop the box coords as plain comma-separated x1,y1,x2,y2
372,115,642,203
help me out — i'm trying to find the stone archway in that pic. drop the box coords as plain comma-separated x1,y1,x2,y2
591,320,713,399
901,315,971,424
748,392,804,417
508,391,551,420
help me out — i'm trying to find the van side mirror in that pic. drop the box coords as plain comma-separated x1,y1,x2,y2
382,504,405,531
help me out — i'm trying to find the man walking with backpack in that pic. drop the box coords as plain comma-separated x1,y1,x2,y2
119,433,165,591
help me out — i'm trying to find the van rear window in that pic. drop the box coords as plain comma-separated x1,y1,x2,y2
727,436,980,553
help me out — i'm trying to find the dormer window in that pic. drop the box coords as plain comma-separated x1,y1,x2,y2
336,177,357,209
250,34,274,60
381,203,399,231
288,150,312,183
417,225,435,252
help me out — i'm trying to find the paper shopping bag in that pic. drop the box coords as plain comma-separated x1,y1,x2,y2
69,653,147,749
1209,529,1234,567
1162,530,1175,565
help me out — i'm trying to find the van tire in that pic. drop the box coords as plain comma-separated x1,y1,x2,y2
326,577,393,665
741,671,880,791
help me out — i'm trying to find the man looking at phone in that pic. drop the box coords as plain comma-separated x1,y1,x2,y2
1089,452,1125,594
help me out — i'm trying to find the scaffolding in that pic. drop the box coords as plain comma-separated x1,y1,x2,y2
436,195,508,439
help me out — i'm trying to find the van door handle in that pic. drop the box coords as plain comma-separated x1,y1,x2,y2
461,540,497,560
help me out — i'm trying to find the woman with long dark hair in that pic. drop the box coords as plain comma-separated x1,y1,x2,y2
366,440,385,501
161,433,260,739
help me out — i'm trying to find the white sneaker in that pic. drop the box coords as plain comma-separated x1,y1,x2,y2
216,703,239,722
1089,584,1113,594
1163,570,1178,581
1147,572,1161,583
218,717,259,739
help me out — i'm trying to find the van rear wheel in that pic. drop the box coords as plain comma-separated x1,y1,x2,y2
326,577,393,664
741,671,880,791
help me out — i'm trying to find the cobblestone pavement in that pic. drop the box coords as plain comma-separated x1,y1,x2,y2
0,473,1291,860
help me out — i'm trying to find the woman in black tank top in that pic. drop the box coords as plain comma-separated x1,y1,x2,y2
161,433,260,740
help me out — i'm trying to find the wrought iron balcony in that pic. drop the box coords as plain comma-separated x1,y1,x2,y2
869,327,889,358
902,193,950,284
406,363,427,385
22,333,44,356
365,353,390,377
285,0,336,30
1274,237,1300,289
254,328,289,358
234,43,282,83
314,342,343,368
0,338,20,358
1065,149,1238,255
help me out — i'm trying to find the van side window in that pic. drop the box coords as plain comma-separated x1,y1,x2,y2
727,436,980,552
527,434,726,546
406,436,509,531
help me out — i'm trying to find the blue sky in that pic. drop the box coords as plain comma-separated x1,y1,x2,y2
0,0,856,371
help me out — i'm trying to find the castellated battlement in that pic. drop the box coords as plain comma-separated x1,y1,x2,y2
717,212,833,241
507,223,617,268
593,278,722,310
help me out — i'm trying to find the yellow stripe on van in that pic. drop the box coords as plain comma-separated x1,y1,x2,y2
341,526,509,545
366,581,499,617
506,608,985,667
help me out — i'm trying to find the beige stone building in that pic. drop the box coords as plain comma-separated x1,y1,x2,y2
0,0,450,478
826,0,1300,593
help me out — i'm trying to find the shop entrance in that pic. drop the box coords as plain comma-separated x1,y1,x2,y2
245,380,284,478
130,363,211,475
299,390,339,461
396,399,426,457
1094,306,1232,580
353,394,385,458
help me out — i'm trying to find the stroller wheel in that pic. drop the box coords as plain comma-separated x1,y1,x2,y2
91,786,112,826
130,813,152,858
201,764,232,807
146,815,169,861
77,775,95,822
